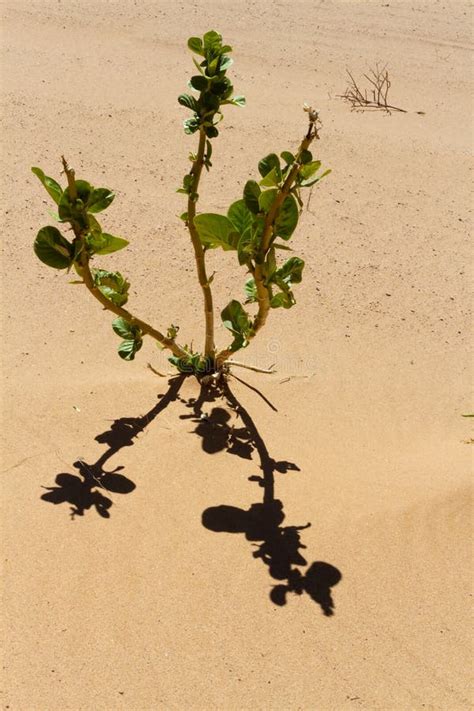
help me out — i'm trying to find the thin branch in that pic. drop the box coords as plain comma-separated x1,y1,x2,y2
216,113,319,367
61,158,190,361
186,128,216,359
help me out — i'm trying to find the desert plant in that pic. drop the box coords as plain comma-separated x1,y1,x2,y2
340,64,406,113
32,30,329,379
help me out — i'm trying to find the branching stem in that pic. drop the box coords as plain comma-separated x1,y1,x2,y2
61,157,190,361
216,118,318,367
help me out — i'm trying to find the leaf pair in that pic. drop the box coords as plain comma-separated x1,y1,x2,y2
32,166,115,215
112,317,143,360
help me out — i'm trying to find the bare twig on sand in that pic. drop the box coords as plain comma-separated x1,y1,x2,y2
339,65,407,114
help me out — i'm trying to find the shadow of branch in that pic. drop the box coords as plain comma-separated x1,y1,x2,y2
41,375,185,518
184,377,343,615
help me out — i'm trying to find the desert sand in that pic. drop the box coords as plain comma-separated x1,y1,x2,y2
1,1,472,709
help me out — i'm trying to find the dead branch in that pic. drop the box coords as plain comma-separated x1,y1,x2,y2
339,64,407,114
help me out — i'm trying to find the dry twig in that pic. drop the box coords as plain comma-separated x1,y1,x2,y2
339,64,407,113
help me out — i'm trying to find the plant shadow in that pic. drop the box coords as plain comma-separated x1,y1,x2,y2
40,371,342,613
41,375,185,519
180,376,342,615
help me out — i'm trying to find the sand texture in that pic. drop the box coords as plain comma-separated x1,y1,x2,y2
1,1,472,709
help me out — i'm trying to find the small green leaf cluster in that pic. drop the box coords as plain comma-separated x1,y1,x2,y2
178,30,245,140
168,351,214,375
112,317,143,360
32,165,142,362
32,166,127,271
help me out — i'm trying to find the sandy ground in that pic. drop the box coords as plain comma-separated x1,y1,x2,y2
1,1,473,709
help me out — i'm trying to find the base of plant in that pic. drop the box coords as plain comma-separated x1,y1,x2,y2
162,354,276,382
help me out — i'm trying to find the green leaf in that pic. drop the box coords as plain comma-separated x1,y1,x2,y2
168,354,194,374
300,149,313,164
275,194,299,240
227,199,253,237
58,182,92,226
221,300,253,351
118,338,143,361
190,75,208,91
34,226,73,269
179,174,194,195
205,125,219,138
203,30,222,53
87,213,102,236
87,232,129,255
274,256,305,285
188,37,204,55
93,269,130,306
31,167,63,204
219,55,233,72
206,56,219,77
229,95,246,106
167,323,179,340
259,188,277,213
244,278,258,303
300,168,332,188
87,187,115,213
210,77,230,95
259,167,281,188
300,160,321,180
258,153,281,178
112,317,141,340
270,291,295,309
193,213,238,250
178,93,199,111
184,116,200,134
74,180,93,202
280,151,295,165
264,247,277,282
243,180,261,214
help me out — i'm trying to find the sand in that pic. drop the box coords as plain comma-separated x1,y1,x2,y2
1,1,472,709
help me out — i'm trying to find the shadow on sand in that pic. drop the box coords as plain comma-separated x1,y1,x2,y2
41,375,185,518
41,373,341,613
179,376,342,614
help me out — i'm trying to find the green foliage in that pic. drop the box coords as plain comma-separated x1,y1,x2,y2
32,30,330,376
269,257,305,309
34,226,74,269
179,30,245,140
194,213,238,250
258,154,281,180
243,180,261,214
221,300,253,351
86,232,129,256
93,269,130,306
31,167,63,204
112,317,143,360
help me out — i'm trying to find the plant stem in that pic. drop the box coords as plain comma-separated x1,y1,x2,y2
186,128,215,360
216,119,318,366
78,255,189,359
61,157,189,361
